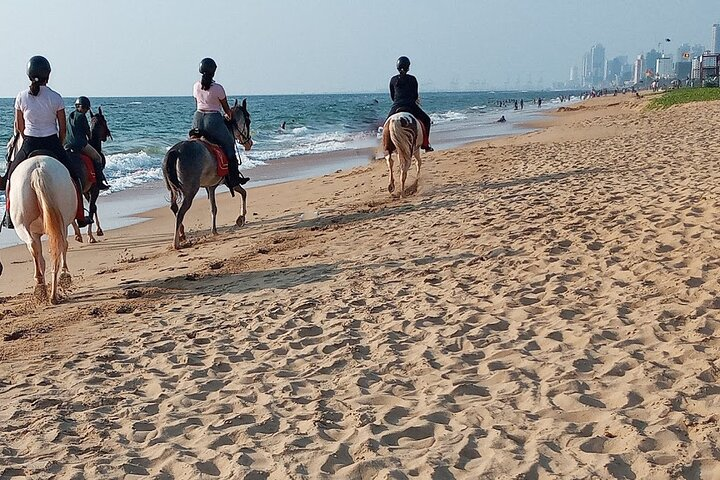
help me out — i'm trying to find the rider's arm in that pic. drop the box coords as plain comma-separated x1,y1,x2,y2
411,76,419,103
219,97,232,120
57,109,67,145
14,109,25,137
389,77,395,102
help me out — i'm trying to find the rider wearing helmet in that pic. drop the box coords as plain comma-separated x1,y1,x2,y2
387,56,433,152
66,96,110,190
1,56,93,228
192,57,248,189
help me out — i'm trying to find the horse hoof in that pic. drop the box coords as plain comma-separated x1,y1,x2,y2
59,272,72,289
212,229,219,236
388,183,395,193
97,229,104,236
89,236,97,244
75,234,83,243
236,216,246,227
34,284,48,304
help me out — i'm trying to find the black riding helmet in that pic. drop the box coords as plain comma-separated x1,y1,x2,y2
27,55,51,81
396,56,411,73
75,96,91,109
199,57,217,75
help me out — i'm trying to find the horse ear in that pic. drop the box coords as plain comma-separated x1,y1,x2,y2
98,106,103,115
233,99,238,108
242,98,247,109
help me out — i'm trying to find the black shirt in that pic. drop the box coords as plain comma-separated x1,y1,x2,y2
389,73,419,107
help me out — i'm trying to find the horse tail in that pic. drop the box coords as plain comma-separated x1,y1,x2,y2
31,167,65,270
163,147,183,197
388,116,415,163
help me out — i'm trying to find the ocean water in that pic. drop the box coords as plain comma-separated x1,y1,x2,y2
0,89,581,210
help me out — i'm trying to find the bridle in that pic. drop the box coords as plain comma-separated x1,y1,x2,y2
230,108,252,146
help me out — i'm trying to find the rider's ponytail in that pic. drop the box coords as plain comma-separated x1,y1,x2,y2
201,73,213,91
29,79,41,96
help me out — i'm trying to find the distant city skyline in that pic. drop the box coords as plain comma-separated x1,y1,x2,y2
0,1,716,97
567,19,720,89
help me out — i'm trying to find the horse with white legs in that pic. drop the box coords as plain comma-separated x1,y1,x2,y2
9,156,76,304
162,99,253,250
382,112,423,198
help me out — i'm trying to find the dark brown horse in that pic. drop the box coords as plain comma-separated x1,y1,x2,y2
69,106,112,243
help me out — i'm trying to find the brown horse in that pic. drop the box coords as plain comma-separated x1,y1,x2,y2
69,106,112,243
382,112,422,198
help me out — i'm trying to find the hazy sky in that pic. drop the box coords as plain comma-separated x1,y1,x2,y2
0,0,716,97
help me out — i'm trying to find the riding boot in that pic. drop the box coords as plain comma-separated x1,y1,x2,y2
97,169,110,190
2,211,13,230
225,157,248,189
73,179,94,228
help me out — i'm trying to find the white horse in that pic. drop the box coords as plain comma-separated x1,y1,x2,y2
9,155,76,303
381,112,423,198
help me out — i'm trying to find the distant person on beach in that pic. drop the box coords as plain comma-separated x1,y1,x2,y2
538,97,542,108
520,99,524,110
65,96,110,190
192,57,248,188
386,56,433,152
0,56,93,228
497,115,506,123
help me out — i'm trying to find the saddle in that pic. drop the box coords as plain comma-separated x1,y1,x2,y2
188,129,229,177
65,148,97,190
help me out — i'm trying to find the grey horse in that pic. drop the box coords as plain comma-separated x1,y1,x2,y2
162,99,253,249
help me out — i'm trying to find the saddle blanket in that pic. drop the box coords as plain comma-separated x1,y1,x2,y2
196,139,229,177
79,154,97,185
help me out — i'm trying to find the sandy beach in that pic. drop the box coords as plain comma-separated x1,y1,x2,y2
1,93,720,478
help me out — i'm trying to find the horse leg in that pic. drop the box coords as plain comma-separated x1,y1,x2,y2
28,235,48,303
414,147,422,178
386,154,395,193
72,220,83,243
58,243,72,290
207,187,218,235
86,188,99,244
174,194,195,249
399,155,409,199
233,185,247,227
95,211,103,236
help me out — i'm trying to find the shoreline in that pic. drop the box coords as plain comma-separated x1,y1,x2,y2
0,107,541,250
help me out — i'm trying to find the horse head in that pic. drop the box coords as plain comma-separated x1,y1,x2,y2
90,106,113,145
228,98,253,151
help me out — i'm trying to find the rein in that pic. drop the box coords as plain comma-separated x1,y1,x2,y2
227,111,252,146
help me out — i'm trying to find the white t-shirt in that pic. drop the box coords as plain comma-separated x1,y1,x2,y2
193,81,226,113
14,86,64,137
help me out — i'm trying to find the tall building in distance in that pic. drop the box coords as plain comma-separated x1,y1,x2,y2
633,55,645,85
590,44,606,85
713,24,720,53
